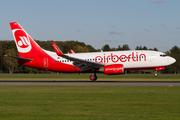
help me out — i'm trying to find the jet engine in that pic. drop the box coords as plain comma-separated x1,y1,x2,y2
99,64,124,75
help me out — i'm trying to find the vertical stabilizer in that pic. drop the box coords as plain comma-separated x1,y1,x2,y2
10,22,46,58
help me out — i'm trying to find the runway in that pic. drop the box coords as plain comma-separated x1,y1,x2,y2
0,81,180,86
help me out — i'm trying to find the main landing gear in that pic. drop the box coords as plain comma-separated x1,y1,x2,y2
89,73,97,81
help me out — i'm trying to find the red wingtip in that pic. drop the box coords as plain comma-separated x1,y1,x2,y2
70,49,75,54
51,42,64,56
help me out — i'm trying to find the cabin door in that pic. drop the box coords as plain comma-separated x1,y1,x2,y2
44,58,48,68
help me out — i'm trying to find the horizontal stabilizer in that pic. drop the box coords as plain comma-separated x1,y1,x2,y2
4,55,33,62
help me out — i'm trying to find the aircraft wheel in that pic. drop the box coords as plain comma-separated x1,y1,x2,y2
89,74,97,81
154,71,158,77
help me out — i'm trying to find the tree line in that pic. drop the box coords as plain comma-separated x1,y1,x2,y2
0,40,179,74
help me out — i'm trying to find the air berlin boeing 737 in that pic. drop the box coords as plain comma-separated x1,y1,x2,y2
7,22,176,81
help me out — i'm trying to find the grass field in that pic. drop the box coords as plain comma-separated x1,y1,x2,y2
0,86,180,120
0,74,180,119
0,74,180,81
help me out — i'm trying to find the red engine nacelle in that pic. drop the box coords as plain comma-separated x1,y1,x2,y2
103,64,124,75
155,67,165,71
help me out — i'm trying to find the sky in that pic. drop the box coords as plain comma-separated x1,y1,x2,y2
0,0,180,52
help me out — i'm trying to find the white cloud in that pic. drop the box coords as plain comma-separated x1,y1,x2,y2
144,29,150,32
109,31,122,35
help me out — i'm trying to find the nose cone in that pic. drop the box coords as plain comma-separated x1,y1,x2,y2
169,57,176,65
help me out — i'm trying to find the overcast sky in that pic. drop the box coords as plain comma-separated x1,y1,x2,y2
1,0,180,52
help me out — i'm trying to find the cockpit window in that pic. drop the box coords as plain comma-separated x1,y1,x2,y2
160,54,168,57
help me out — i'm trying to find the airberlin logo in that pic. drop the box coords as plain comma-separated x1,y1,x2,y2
95,52,146,63
13,29,32,53
18,36,29,47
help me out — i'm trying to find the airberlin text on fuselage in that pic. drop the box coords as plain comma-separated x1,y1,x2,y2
95,52,146,63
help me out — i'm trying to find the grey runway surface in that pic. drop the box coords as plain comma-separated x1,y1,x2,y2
0,81,180,86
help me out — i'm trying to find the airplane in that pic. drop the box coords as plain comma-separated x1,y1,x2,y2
7,22,176,81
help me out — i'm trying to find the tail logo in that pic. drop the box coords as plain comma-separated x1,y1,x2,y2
13,29,32,53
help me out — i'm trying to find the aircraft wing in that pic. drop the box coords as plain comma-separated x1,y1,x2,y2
51,42,104,72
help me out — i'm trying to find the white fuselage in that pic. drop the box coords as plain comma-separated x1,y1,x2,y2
44,50,176,69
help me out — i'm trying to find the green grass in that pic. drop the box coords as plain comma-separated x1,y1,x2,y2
0,86,180,120
0,74,180,81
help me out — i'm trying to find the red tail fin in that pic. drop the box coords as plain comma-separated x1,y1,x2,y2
10,22,46,58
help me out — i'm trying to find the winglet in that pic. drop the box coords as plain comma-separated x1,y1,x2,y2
70,49,75,54
51,42,64,56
